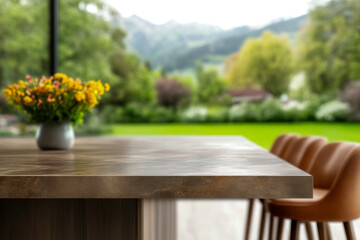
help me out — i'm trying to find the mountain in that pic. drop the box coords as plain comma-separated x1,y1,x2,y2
163,15,307,71
113,15,225,68
112,14,307,72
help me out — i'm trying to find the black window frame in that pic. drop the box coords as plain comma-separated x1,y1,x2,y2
49,0,59,75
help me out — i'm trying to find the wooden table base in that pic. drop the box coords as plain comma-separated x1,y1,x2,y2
0,199,140,240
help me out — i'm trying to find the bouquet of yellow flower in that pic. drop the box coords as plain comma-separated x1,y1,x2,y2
3,73,110,125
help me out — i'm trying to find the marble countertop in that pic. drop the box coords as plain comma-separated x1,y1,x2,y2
0,136,312,199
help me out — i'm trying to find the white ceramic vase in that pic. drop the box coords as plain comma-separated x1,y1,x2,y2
36,122,74,150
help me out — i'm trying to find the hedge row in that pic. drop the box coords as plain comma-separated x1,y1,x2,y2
99,99,351,123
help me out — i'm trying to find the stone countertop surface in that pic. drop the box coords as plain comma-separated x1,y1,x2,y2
0,136,312,199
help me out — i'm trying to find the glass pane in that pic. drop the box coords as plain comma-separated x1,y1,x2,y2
59,0,118,82
0,0,49,86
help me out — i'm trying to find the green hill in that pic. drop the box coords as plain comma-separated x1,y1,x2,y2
113,15,307,72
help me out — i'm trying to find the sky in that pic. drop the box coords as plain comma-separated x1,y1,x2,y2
107,0,313,29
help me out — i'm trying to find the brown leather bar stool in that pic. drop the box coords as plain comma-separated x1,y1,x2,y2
266,136,327,240
261,136,327,240
267,142,360,240
244,134,299,240
247,135,327,240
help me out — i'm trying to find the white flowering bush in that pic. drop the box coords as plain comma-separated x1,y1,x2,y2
229,102,259,122
282,101,314,121
315,100,350,121
179,106,207,122
258,99,283,121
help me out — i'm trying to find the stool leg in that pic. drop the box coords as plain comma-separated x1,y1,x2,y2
317,222,327,240
325,223,332,240
258,204,267,240
276,218,284,240
290,220,299,240
268,215,274,240
304,222,314,240
244,199,255,240
343,221,355,240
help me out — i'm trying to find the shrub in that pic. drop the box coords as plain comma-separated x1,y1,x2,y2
101,104,177,123
282,101,311,121
207,106,229,122
101,105,125,123
0,131,18,137
155,78,190,108
229,102,260,122
340,81,360,121
149,106,175,123
282,107,300,122
75,110,112,136
0,94,10,113
301,100,319,121
101,103,152,123
179,106,207,122
206,94,233,107
258,99,284,121
315,100,351,121
122,103,152,122
100,98,350,123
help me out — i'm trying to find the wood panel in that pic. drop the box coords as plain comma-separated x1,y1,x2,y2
0,199,139,240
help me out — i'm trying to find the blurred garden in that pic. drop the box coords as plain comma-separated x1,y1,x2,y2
0,0,360,145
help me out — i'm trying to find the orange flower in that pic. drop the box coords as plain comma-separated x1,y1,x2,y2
47,94,56,103
105,83,110,92
3,89,12,98
75,91,86,102
18,80,26,89
54,73,67,80
23,96,33,105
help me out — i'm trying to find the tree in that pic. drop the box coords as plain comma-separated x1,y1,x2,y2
297,0,360,94
224,53,238,76
0,0,158,109
225,53,257,89
196,64,225,104
227,31,293,96
0,0,49,87
59,0,120,83
155,78,190,108
0,0,123,86
109,52,157,105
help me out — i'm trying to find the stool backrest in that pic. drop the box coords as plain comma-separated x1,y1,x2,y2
282,137,327,171
270,134,297,156
319,148,360,221
309,142,360,189
298,137,327,172
279,135,300,159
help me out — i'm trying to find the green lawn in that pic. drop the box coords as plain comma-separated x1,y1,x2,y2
109,122,360,149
